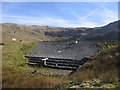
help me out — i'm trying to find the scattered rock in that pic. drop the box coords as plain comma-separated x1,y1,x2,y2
12,38,17,41
100,83,117,88
70,85,80,88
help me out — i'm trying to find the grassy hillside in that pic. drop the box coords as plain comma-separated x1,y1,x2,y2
68,42,120,88
2,23,48,42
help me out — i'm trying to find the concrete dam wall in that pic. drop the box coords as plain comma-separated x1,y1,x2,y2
25,41,101,70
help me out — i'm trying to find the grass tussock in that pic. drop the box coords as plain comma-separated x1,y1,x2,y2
2,66,65,88
71,70,95,83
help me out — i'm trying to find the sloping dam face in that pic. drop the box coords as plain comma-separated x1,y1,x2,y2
25,41,101,70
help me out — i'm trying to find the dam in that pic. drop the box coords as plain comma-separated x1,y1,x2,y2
25,41,101,70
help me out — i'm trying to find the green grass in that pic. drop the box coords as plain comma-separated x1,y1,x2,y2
2,40,35,71
97,41,119,49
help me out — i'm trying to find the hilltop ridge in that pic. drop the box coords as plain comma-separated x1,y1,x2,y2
2,20,119,42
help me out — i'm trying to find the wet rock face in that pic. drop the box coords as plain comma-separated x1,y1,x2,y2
31,41,101,60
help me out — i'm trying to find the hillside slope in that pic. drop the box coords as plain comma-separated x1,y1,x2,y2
2,23,48,42
2,20,120,42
